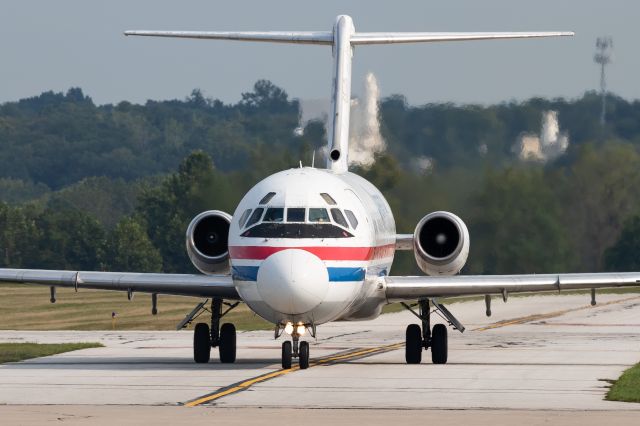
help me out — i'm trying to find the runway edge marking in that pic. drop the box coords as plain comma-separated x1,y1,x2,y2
473,295,640,331
184,342,404,407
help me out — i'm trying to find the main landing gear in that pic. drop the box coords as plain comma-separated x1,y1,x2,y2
192,298,239,364
278,323,312,369
402,299,465,365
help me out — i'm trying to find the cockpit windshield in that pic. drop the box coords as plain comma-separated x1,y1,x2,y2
241,206,357,239
309,208,330,223
263,207,284,222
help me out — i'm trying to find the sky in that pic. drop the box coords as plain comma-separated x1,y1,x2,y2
1,0,637,106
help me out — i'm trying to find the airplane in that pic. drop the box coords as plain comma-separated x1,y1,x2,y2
2,15,639,370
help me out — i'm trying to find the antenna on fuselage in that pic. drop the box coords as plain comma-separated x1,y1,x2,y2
125,17,573,174
311,150,316,168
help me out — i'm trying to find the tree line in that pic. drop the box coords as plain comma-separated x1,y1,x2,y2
2,82,640,274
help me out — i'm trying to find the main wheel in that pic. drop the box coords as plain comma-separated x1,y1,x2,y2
219,323,236,363
193,322,211,363
282,341,292,369
431,323,448,364
299,341,310,369
405,324,423,364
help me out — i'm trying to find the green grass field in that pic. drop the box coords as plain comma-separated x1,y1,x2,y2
0,284,271,331
606,363,640,403
0,342,103,363
1,284,638,332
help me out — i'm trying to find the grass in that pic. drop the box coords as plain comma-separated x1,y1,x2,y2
0,342,103,363
606,362,640,403
0,284,272,331
382,287,640,314
1,284,638,332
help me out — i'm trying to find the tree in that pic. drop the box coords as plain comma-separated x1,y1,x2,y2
29,208,106,270
240,80,291,112
0,203,39,267
561,143,640,271
603,216,640,272
105,217,162,272
468,167,573,274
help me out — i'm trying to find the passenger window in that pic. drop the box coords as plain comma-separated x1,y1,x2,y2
259,192,276,205
330,208,349,228
309,208,330,223
263,207,284,222
245,208,264,228
287,208,306,222
239,209,252,228
320,193,337,205
345,210,359,229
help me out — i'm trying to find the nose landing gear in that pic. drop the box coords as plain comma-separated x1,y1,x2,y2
278,325,311,369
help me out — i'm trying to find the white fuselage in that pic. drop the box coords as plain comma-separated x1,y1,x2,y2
228,167,396,326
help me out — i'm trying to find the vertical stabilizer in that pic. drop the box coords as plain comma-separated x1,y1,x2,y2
326,15,355,173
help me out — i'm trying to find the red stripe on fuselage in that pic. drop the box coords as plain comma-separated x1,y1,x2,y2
229,244,395,261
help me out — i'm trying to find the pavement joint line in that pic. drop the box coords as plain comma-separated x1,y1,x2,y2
472,295,640,332
183,342,404,407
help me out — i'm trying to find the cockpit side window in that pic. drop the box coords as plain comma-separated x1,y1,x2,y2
239,209,252,228
309,208,330,223
330,208,349,228
259,192,276,205
287,208,305,222
345,210,359,230
245,208,264,228
320,193,337,205
263,207,284,222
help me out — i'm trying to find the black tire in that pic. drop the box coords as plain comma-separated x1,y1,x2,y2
219,323,236,363
405,324,423,364
282,341,292,369
431,323,448,364
299,341,310,369
193,322,211,364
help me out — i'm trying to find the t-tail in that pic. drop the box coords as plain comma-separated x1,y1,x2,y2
125,15,573,173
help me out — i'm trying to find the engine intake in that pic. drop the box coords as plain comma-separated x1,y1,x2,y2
186,210,231,274
414,211,469,276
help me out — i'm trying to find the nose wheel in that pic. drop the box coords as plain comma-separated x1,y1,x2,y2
281,332,310,369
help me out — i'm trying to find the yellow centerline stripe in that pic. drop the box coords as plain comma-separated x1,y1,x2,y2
184,342,404,407
473,295,640,332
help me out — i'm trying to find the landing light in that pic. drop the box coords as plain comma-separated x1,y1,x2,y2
296,325,306,336
284,322,294,335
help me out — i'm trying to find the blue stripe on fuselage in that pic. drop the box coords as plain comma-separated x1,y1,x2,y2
231,266,365,282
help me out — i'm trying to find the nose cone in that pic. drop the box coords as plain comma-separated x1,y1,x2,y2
257,249,329,315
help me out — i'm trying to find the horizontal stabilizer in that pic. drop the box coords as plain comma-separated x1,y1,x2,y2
124,30,333,45
350,31,574,45
125,30,573,46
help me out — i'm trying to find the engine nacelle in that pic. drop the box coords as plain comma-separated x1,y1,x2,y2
413,211,469,276
186,210,231,275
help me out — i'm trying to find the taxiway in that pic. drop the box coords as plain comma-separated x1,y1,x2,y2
1,292,639,423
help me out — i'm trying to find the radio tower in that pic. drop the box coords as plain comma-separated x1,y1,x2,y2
593,37,613,126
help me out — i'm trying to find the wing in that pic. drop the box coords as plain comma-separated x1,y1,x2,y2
385,272,640,302
0,269,239,299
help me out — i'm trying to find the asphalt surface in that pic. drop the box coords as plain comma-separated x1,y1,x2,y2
1,292,639,423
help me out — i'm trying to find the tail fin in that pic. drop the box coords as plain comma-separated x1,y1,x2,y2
126,16,573,174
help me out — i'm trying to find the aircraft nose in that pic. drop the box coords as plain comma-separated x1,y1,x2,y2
257,249,329,315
